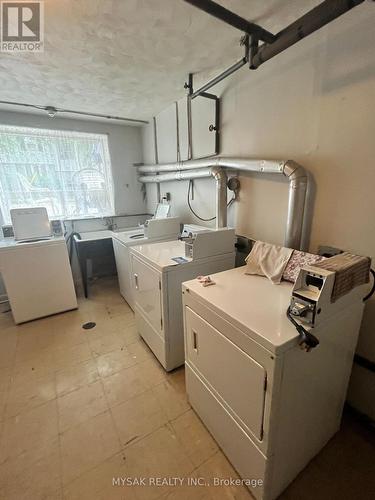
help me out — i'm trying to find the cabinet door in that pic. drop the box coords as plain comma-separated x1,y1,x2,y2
185,307,266,441
131,255,163,335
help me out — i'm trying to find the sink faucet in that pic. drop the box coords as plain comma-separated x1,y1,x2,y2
103,217,117,231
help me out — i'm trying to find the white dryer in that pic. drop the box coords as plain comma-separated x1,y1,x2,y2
130,229,236,371
182,266,366,500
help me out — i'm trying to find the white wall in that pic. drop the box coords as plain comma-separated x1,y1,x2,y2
142,4,375,419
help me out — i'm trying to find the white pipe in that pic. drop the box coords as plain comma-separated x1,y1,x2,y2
137,157,284,174
138,156,307,249
139,167,227,229
138,168,213,183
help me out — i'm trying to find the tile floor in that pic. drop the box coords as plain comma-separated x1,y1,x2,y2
0,277,374,500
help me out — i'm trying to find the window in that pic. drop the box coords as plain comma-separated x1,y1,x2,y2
0,125,114,224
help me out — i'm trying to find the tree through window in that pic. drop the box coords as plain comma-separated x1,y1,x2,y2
0,125,114,224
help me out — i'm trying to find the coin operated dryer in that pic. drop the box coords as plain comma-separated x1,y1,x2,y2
130,228,236,371
182,261,370,500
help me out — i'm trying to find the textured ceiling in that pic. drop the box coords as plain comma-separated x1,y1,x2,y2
0,0,322,122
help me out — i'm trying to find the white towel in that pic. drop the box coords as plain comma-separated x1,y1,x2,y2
245,241,293,284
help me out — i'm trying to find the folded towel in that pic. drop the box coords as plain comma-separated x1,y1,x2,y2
314,252,371,302
245,241,293,284
283,250,326,283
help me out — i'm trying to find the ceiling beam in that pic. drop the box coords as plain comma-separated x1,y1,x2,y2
251,0,366,68
183,0,276,44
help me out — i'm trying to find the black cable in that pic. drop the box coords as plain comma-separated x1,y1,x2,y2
286,306,320,352
187,180,235,222
363,269,375,302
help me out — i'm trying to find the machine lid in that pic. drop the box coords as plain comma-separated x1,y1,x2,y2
130,240,191,270
183,266,299,354
10,207,51,241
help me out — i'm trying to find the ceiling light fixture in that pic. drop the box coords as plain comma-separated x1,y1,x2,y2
0,100,148,124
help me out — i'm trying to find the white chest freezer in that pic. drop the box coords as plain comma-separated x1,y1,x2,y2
0,237,77,324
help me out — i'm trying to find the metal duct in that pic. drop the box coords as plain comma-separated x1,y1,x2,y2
138,157,307,249
139,167,227,229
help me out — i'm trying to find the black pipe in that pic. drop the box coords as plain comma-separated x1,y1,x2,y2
252,0,366,68
191,57,247,99
184,0,275,44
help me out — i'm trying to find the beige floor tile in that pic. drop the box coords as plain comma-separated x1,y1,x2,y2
5,372,56,418
171,410,217,468
83,320,121,341
161,482,211,500
105,301,133,318
89,331,127,357
0,439,61,500
12,350,56,381
58,380,108,432
127,338,155,363
0,335,17,368
120,323,140,346
15,335,59,363
0,399,58,466
95,348,136,378
112,390,168,447
102,364,148,407
50,327,88,350
166,367,186,392
52,342,93,371
123,425,195,500
195,451,253,500
106,313,136,334
0,391,7,422
60,410,121,484
63,452,130,500
55,359,100,396
153,379,190,421
135,357,168,389
0,367,11,393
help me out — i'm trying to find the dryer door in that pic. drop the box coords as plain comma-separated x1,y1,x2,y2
185,307,266,441
131,255,163,335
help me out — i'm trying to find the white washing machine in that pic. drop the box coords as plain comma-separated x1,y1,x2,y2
182,266,367,500
0,208,77,324
130,229,236,371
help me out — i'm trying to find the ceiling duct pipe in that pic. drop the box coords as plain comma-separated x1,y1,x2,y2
138,157,307,249
139,167,227,229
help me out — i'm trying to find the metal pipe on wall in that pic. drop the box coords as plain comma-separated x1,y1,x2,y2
152,117,161,203
190,58,247,99
137,157,307,249
139,167,227,229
